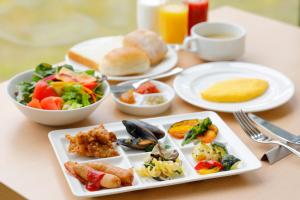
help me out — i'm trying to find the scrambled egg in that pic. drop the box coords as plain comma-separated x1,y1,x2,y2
201,78,269,103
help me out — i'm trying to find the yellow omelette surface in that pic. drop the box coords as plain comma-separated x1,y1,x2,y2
201,78,269,103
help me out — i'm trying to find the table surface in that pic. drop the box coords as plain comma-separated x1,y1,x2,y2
1,6,300,200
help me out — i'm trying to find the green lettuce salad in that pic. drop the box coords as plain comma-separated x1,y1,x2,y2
15,63,105,110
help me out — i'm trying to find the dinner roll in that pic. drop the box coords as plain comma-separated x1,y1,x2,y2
100,47,150,76
123,29,168,65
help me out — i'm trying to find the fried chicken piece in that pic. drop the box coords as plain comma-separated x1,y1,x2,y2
66,123,119,158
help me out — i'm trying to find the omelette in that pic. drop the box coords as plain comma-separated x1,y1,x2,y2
201,78,269,103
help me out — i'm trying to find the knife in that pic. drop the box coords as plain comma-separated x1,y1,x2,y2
248,113,300,144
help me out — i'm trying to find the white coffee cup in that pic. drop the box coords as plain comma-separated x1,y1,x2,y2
183,22,246,61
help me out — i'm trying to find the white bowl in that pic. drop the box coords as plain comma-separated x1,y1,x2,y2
6,69,110,126
112,80,175,116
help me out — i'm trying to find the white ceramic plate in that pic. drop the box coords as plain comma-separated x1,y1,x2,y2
174,62,295,113
48,111,261,197
65,36,178,81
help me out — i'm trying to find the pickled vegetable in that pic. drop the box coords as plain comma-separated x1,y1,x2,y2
120,89,136,104
136,82,160,94
144,95,166,105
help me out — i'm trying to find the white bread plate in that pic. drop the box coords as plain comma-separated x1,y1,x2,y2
65,36,178,81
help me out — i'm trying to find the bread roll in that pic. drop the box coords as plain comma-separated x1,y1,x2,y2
100,47,150,76
123,29,168,65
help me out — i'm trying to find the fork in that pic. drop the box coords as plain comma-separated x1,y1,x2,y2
234,110,300,157
110,78,150,94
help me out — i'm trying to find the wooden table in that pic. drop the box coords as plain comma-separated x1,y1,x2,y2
1,7,300,200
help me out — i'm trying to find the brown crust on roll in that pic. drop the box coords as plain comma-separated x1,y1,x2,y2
68,50,99,70
100,47,150,76
123,29,167,65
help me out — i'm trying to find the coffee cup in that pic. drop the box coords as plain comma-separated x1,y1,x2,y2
183,22,246,61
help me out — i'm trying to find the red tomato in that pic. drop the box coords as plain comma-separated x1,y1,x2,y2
194,160,223,171
40,97,64,110
33,80,58,101
136,82,160,94
27,98,42,109
82,81,97,90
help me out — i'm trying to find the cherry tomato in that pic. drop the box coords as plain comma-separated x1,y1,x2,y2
27,98,42,109
33,80,58,101
136,82,160,94
40,97,64,110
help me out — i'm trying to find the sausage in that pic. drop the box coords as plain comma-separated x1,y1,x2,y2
87,162,134,186
64,161,121,190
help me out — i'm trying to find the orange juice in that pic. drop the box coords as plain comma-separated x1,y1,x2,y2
159,3,188,44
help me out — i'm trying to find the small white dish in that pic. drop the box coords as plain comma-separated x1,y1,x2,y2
6,69,110,126
173,62,295,113
65,36,178,81
112,80,175,116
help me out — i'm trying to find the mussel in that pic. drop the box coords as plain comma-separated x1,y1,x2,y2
117,120,165,151
130,120,165,139
122,120,158,142
117,138,156,151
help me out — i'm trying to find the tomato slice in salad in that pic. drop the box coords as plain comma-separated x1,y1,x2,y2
40,97,64,110
33,80,58,101
27,98,42,109
82,81,97,90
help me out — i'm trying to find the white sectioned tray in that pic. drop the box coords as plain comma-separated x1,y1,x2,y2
48,111,261,197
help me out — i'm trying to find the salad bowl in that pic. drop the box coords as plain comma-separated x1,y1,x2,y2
6,66,110,126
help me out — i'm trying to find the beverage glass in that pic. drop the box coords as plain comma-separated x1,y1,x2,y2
159,0,188,44
137,0,164,33
185,0,209,35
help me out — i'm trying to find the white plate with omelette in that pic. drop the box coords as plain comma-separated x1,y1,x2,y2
173,62,295,112
65,32,178,81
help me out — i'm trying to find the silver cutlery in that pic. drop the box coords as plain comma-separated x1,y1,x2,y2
233,110,300,157
106,67,183,81
151,67,183,80
110,78,149,94
110,67,183,94
248,113,300,145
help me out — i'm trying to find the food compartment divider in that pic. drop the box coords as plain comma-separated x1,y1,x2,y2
126,124,197,184
114,136,143,186
158,124,198,175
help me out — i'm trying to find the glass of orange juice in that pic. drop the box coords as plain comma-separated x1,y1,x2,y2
159,0,188,44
